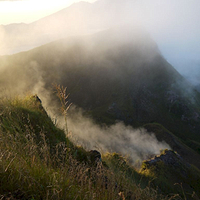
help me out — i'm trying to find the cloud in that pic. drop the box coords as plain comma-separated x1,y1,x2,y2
112,0,200,85
63,107,171,165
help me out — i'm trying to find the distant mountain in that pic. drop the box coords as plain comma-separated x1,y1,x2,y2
0,0,132,55
195,84,200,92
1,27,200,167
179,63,200,87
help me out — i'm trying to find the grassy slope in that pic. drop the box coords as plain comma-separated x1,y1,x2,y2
144,123,200,169
0,95,180,200
0,30,200,198
140,150,200,200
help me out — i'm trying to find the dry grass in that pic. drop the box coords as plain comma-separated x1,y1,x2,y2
0,95,183,200
1,130,180,200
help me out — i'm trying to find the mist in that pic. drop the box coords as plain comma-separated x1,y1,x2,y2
67,107,170,164
37,96,171,165
0,26,176,165
0,0,200,87
0,0,200,167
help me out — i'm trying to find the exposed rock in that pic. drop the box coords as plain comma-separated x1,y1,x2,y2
33,94,42,103
31,95,45,112
89,150,101,163
166,91,179,104
142,149,191,178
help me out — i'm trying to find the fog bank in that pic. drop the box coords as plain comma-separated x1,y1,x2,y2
66,107,171,164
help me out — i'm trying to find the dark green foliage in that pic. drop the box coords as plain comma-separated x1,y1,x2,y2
140,150,200,199
144,123,200,168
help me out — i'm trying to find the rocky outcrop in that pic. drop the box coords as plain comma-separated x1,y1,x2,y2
147,150,187,165
142,150,190,178
88,150,101,163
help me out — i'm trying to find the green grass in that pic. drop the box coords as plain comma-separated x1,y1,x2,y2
140,150,200,200
143,123,200,169
0,95,192,200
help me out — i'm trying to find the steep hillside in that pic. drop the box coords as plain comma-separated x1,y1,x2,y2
195,84,200,92
1,95,188,200
144,123,200,172
0,27,200,167
141,149,200,199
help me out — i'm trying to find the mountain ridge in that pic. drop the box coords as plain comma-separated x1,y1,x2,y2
0,0,132,55
1,27,200,169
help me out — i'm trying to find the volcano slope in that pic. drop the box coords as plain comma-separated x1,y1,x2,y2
1,27,200,167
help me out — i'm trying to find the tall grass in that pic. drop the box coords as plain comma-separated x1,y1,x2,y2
1,130,178,200
0,95,182,199
53,84,72,136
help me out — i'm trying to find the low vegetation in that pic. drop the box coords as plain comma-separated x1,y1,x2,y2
0,95,198,199
140,149,200,199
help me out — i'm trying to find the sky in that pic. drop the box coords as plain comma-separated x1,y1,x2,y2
132,0,200,78
0,0,97,25
0,0,200,84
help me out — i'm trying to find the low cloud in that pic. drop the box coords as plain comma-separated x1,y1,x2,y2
0,27,172,166
61,107,171,165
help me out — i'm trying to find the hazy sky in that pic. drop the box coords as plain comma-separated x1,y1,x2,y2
131,0,200,73
0,0,97,25
0,0,200,83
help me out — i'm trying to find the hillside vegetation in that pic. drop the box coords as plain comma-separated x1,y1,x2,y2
1,95,200,200
1,27,200,199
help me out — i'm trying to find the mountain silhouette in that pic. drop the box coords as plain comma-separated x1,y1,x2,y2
0,0,132,55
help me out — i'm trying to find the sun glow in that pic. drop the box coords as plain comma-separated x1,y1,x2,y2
0,0,96,25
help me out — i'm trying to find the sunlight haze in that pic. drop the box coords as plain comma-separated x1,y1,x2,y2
0,0,200,86
0,0,97,25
